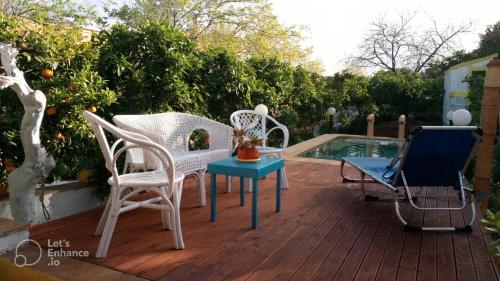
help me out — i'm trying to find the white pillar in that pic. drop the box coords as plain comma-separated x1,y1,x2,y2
398,115,406,140
367,114,375,137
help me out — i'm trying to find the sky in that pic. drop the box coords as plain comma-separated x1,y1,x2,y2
270,0,500,74
88,0,499,75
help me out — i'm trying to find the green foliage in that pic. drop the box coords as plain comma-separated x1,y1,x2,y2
1,12,496,211
1,0,98,25
0,14,116,183
109,0,323,73
368,70,442,122
481,209,500,257
189,49,255,120
490,147,500,212
425,50,475,78
97,23,194,113
475,21,500,57
96,23,339,145
465,72,486,125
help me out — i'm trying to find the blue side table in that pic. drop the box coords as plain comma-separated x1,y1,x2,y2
207,156,285,229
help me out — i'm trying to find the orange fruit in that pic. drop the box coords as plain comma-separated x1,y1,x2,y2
53,132,65,141
46,106,57,116
41,69,54,79
86,105,97,113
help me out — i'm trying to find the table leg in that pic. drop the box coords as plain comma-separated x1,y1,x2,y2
276,169,281,212
240,176,244,206
210,174,216,222
252,177,258,229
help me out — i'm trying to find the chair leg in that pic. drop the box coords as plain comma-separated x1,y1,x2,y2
281,167,289,189
173,185,185,249
197,170,206,206
96,199,120,258
95,195,112,236
161,206,172,230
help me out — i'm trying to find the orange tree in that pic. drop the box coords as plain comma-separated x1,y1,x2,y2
0,13,116,184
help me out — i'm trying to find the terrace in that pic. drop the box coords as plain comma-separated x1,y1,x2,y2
2,159,498,281
1,8,500,281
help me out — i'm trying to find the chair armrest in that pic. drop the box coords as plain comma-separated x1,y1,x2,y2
266,124,289,148
111,141,177,196
209,123,234,151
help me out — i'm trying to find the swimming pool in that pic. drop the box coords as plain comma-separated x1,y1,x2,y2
299,136,403,161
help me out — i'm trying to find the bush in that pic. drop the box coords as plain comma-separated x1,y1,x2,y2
188,49,255,121
481,209,500,257
0,14,116,183
97,23,345,146
97,23,194,114
368,70,442,122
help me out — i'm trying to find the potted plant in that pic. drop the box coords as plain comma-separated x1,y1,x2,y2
233,128,264,162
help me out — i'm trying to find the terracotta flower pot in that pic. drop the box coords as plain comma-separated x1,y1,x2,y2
236,147,260,162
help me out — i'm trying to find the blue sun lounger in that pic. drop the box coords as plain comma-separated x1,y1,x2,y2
340,126,482,232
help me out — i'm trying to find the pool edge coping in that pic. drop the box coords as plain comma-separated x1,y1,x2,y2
284,134,401,165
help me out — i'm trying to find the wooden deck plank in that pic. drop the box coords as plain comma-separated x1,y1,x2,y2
353,202,400,281
284,196,372,281
309,203,383,281
417,186,438,281
462,194,499,281
396,187,426,281
141,178,325,280
205,189,354,281
265,191,366,281
241,189,358,281
450,189,477,281
175,189,346,281
24,160,499,281
436,188,457,281
374,199,412,281
332,203,392,281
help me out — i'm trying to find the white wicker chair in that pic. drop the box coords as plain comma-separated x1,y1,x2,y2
230,110,289,189
83,111,185,258
113,112,233,206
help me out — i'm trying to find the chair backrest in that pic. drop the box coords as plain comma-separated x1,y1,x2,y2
113,112,232,152
394,126,482,187
83,111,176,183
230,110,289,148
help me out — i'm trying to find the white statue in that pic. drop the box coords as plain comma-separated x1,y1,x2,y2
0,43,55,223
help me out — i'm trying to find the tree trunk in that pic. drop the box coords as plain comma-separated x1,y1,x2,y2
0,43,55,223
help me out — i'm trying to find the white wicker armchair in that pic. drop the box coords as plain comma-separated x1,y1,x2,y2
83,111,185,258
113,112,233,206
230,110,289,189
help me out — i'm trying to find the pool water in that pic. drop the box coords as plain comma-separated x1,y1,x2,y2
300,136,403,161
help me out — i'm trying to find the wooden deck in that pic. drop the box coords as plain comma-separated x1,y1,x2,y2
30,160,499,281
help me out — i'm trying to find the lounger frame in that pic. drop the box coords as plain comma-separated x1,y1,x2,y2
340,126,482,232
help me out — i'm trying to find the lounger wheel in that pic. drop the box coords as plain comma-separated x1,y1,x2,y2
404,224,420,231
455,225,473,233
